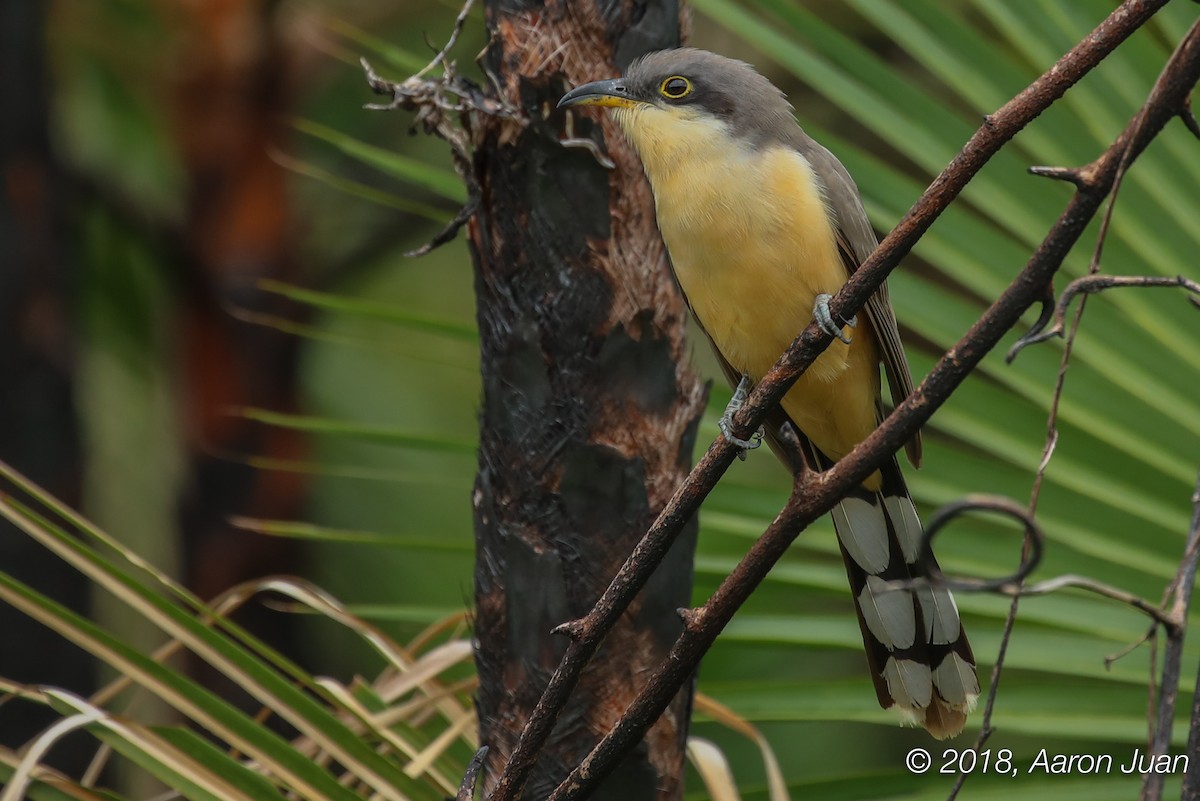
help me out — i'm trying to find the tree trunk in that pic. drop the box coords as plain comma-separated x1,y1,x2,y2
469,3,704,800
0,0,91,774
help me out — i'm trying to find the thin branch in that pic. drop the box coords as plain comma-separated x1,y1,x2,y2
459,746,489,801
1008,273,1200,356
1028,164,1090,188
1180,96,1200,140
1179,473,1200,799
359,8,519,258
956,43,1140,796
362,55,491,258
882,495,1178,629
414,0,476,81
1143,467,1200,801
1018,575,1177,630
896,494,1045,594
404,194,482,257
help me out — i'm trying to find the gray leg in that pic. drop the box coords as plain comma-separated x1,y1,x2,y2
813,293,855,344
718,375,764,459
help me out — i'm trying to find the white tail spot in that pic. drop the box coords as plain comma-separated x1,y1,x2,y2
932,652,980,708
882,657,932,710
884,495,923,564
832,497,889,574
916,584,961,645
858,575,916,650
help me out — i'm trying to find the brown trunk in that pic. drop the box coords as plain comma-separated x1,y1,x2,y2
157,0,305,596
155,0,308,691
469,3,704,801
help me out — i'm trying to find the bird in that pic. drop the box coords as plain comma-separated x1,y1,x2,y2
559,48,978,738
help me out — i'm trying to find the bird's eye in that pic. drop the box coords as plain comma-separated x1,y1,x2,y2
658,76,693,100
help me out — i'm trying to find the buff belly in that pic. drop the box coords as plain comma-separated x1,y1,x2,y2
650,144,881,477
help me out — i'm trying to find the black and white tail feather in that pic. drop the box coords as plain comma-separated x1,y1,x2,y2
806,441,979,738
709,358,980,738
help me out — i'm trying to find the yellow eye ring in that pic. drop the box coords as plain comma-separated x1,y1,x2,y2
658,75,693,100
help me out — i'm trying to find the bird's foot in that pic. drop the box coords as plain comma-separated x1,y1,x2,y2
813,293,855,344
718,375,764,460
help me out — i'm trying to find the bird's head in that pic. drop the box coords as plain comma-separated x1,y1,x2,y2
558,48,798,158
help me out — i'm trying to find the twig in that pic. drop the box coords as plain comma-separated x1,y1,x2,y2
1008,273,1200,357
1020,576,1177,629
882,495,1175,626
405,194,482,257
1180,473,1200,799
485,4,1187,801
459,746,489,801
359,4,520,257
956,43,1139,797
414,0,476,81
1142,468,1200,801
912,495,1044,593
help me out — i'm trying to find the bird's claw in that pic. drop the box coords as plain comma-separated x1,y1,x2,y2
719,376,764,460
813,293,854,344
718,417,764,459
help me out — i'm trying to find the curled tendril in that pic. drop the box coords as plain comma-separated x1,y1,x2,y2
902,494,1044,594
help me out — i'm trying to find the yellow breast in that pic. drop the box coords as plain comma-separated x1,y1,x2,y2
614,104,882,471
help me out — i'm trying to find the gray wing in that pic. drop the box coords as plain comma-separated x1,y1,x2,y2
793,135,922,468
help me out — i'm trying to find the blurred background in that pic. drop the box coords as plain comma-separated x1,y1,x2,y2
3,1,1200,799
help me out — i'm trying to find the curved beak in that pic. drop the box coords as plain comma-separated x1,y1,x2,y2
558,78,637,109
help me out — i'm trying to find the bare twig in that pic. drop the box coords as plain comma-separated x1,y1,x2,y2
361,56,489,257
1008,273,1200,356
901,494,1045,593
459,746,490,801
1180,96,1200,140
956,49,1142,796
359,8,520,258
882,494,1176,627
405,194,482,257
482,4,1188,801
1142,468,1200,801
1179,474,1200,799
1020,576,1177,629
414,0,476,81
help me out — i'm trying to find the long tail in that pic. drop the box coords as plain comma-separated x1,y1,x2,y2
827,454,978,738
759,410,979,738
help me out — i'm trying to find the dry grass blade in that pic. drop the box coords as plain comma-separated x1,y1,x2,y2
2,710,104,801
693,694,789,801
42,691,260,801
686,739,742,801
246,578,474,723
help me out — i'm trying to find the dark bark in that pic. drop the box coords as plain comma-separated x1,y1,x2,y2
0,0,92,774
469,2,704,800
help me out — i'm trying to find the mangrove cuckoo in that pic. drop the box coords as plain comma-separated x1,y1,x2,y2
559,48,978,738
